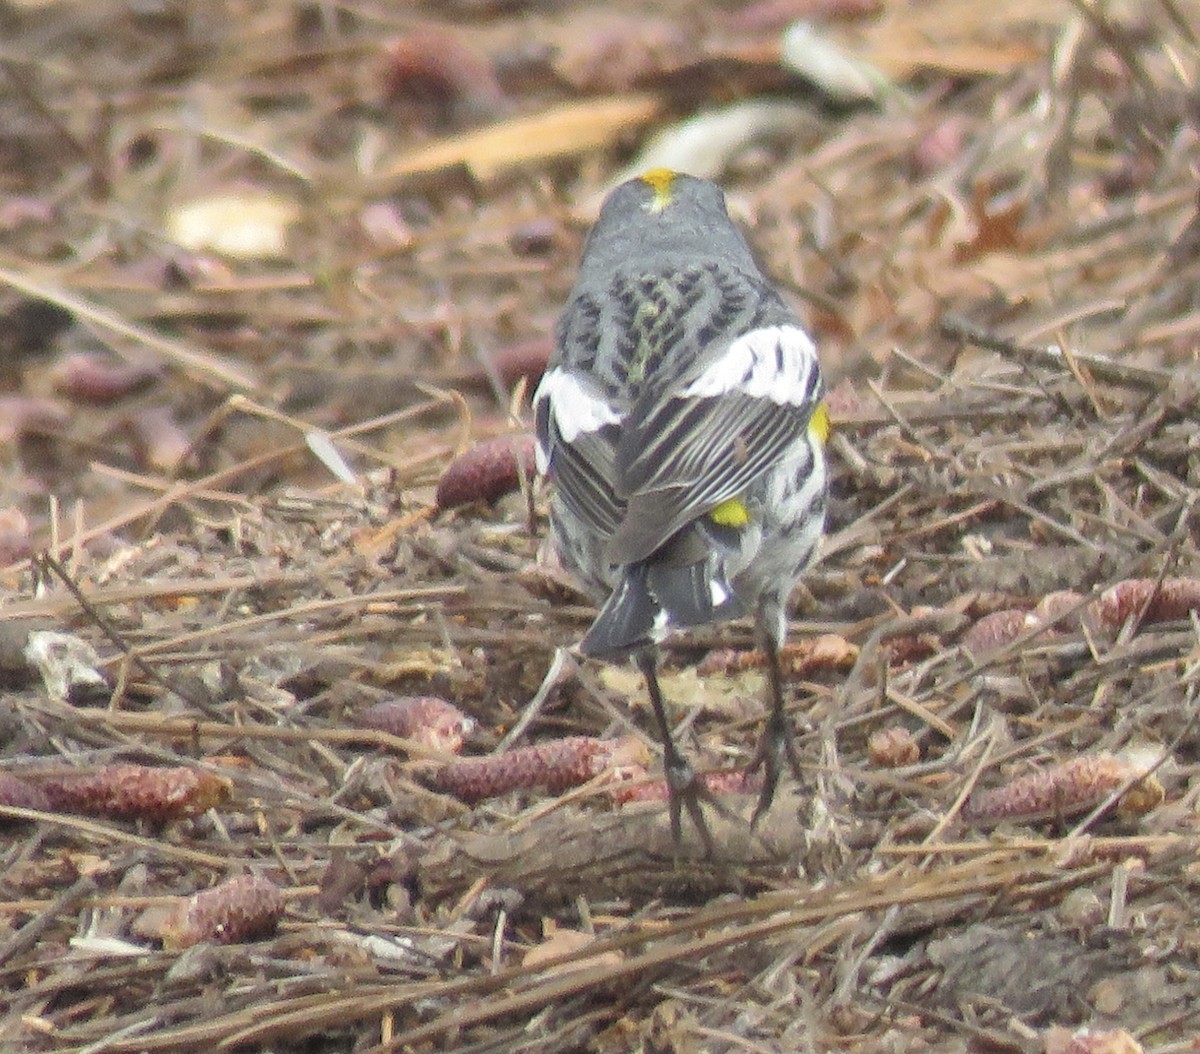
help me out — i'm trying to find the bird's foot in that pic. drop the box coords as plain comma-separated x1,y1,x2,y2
663,754,724,858
747,707,804,828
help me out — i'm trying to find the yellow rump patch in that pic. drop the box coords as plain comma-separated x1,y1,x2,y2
709,497,750,528
809,401,831,444
639,168,676,213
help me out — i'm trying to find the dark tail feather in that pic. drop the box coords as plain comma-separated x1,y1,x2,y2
581,562,742,658
581,566,660,657
647,561,741,629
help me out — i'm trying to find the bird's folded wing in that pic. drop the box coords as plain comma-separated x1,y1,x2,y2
534,367,625,538
543,424,624,537
608,323,822,564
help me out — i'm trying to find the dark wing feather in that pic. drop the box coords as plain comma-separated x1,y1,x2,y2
607,394,815,563
606,329,823,565
534,290,629,541
542,419,624,538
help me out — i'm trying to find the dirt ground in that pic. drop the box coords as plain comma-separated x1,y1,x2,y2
3,1,1200,1051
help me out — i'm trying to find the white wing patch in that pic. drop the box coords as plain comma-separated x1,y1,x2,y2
680,324,818,406
533,367,622,471
535,368,621,441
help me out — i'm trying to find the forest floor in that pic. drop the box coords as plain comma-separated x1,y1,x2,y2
3,1,1200,1051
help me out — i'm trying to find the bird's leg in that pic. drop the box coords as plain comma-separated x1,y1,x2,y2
634,648,716,856
749,622,804,828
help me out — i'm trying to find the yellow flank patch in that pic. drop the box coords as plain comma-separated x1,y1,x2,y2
639,168,676,213
809,401,831,444
709,497,750,527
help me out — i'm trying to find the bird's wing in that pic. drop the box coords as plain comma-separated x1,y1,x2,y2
533,364,624,538
607,321,824,565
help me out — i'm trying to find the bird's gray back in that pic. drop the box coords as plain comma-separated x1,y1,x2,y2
554,257,798,409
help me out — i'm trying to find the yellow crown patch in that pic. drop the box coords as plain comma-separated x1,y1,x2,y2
639,168,677,213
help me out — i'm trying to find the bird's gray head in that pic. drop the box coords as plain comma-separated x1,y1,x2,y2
577,169,758,277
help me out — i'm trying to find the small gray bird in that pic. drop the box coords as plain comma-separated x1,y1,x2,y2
533,169,829,848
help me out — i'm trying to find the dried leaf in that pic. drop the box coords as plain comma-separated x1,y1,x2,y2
167,190,299,260
698,633,858,677
911,115,970,175
1045,1027,1144,1054
0,395,69,444
124,405,192,474
780,22,890,103
1031,589,1087,630
376,94,664,184
1091,577,1200,635
464,337,552,392
554,16,689,92
0,507,32,565
607,99,818,190
522,923,623,975
867,726,920,768
727,0,879,32
305,431,357,485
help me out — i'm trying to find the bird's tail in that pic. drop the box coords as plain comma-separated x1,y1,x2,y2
580,560,743,658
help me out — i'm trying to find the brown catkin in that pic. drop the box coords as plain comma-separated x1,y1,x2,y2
161,874,285,949
435,435,538,511
40,764,232,823
960,608,1034,655
356,696,474,754
428,736,648,803
963,753,1163,824
1091,577,1200,634
0,772,52,813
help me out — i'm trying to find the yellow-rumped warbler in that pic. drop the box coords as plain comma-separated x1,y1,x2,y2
533,169,829,848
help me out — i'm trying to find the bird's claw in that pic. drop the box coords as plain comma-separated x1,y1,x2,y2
663,754,718,857
748,708,803,828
